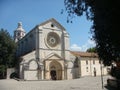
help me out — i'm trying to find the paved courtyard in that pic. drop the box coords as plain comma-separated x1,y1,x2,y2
0,76,109,90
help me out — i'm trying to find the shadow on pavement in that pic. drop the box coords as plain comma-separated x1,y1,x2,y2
104,85,117,90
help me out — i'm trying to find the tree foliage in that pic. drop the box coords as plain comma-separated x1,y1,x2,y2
0,29,16,78
64,0,120,66
86,47,96,53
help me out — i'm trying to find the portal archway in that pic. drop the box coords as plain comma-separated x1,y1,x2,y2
50,60,62,80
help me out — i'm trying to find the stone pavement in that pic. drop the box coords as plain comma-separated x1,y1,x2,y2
0,76,109,90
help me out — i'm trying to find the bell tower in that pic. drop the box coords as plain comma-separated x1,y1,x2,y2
14,22,26,42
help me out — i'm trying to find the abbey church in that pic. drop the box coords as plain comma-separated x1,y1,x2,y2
14,18,108,80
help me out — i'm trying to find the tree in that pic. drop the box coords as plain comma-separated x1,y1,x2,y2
64,0,120,84
0,65,6,79
0,29,16,78
64,0,120,66
86,47,96,53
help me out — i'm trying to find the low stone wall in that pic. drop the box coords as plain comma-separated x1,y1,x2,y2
7,68,15,79
24,70,38,80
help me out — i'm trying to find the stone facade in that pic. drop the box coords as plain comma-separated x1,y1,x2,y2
16,18,72,80
15,18,108,80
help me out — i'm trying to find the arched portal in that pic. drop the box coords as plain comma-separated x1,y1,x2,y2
49,60,62,80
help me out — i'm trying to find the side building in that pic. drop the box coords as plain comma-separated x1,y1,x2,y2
70,51,109,78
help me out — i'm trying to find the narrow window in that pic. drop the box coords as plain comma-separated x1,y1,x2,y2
17,32,20,36
86,67,88,72
86,60,88,65
93,60,95,64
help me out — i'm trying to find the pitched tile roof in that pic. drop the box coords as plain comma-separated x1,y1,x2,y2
70,51,98,57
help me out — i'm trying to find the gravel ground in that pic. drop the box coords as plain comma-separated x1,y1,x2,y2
0,76,109,90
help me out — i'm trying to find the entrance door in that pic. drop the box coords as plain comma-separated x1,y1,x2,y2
49,60,62,80
50,70,56,80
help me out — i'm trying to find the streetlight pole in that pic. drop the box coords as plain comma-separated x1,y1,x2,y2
100,60,104,89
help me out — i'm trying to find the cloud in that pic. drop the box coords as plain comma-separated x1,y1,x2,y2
87,39,96,46
70,44,82,51
70,39,96,51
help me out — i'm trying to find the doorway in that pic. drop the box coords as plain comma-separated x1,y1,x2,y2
50,70,56,80
49,60,62,80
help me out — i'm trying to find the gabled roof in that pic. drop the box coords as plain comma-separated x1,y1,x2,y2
44,52,63,61
16,18,66,43
70,51,98,57
37,18,66,30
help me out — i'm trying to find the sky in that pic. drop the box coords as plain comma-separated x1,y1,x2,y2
0,0,95,51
